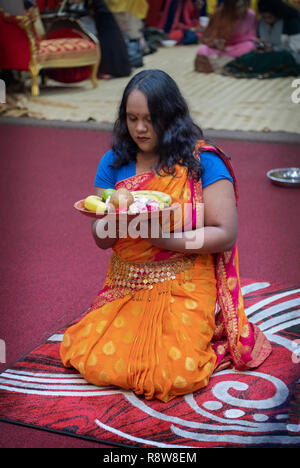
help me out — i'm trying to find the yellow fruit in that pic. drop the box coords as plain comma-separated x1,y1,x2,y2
84,195,107,213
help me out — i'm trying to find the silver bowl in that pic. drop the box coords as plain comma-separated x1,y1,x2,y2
267,167,300,188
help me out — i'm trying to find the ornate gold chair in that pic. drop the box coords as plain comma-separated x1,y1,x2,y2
0,6,101,96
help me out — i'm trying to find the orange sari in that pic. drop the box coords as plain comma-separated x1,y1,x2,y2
60,141,271,402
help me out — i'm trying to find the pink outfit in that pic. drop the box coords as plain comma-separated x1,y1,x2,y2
197,9,257,58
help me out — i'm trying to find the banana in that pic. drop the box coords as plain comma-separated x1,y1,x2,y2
84,195,107,213
131,190,172,206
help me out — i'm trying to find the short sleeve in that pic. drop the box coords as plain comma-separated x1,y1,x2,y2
200,151,233,189
94,150,117,189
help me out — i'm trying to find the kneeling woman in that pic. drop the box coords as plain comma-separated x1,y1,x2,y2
60,69,271,403
195,0,257,73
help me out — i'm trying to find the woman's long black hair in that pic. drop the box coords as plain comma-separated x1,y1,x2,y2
111,69,204,181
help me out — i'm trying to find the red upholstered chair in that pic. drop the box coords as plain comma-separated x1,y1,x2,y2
0,6,101,96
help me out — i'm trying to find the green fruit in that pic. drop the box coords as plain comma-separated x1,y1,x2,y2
102,188,116,202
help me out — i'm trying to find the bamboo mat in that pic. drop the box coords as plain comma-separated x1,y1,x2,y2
1,45,299,133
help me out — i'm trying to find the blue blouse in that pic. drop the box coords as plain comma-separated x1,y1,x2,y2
94,149,233,189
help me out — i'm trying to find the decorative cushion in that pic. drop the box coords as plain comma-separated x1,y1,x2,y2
37,37,98,64
45,67,92,83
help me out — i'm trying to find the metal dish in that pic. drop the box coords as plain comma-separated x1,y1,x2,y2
266,167,300,188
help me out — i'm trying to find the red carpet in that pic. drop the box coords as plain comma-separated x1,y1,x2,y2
0,279,299,447
0,124,299,447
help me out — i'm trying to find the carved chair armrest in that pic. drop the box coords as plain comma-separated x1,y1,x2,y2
26,6,47,40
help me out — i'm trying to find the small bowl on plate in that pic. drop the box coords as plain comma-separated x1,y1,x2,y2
267,167,300,188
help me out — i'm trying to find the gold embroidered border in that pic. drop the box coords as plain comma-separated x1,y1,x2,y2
115,171,154,191
217,256,246,369
107,252,198,295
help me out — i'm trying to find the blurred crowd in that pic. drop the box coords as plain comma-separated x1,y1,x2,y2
0,0,300,82
194,0,300,77
42,0,300,78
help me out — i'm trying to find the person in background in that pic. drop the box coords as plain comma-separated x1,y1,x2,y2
257,0,300,63
204,0,299,15
204,0,258,15
144,0,203,45
105,0,149,66
223,0,300,77
105,0,148,45
69,0,131,78
194,0,257,73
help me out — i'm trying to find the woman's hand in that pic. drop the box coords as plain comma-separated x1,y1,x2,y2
91,218,119,250
202,37,226,50
254,39,273,53
212,38,226,51
91,186,121,249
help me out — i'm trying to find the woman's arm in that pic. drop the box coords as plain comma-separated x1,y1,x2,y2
146,179,238,254
91,186,119,250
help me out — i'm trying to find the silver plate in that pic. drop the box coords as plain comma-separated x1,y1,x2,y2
266,167,300,188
